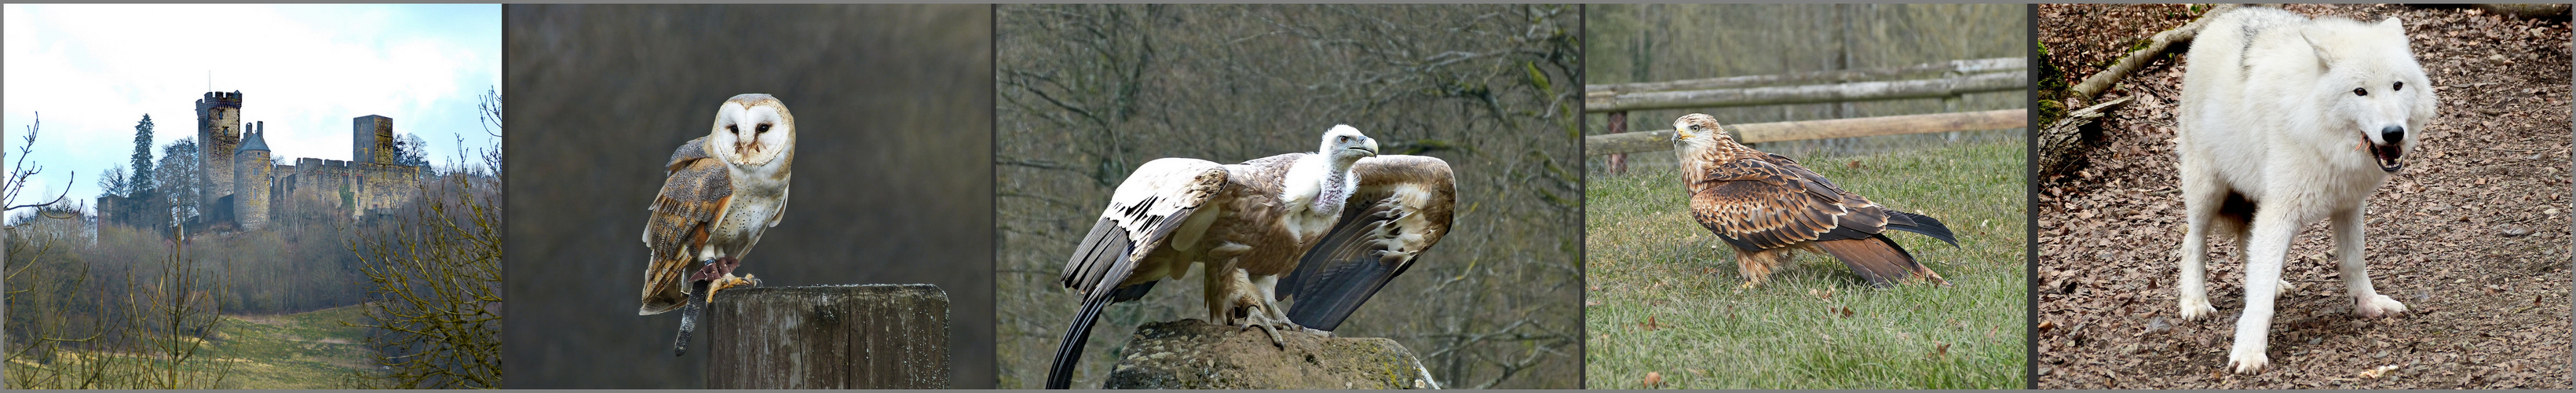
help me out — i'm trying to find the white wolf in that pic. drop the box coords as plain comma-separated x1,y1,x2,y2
2172,7,2438,374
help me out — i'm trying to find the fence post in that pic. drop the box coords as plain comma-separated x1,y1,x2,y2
704,284,952,388
1606,111,1628,174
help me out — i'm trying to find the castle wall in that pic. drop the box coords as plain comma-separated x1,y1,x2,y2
98,92,429,231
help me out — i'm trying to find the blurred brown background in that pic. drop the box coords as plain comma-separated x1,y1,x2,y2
994,4,1584,389
502,5,994,388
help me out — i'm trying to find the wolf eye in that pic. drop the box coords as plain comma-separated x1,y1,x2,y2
2392,82,2404,91
2353,88,2368,97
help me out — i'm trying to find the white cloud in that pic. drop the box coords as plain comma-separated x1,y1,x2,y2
2,4,499,213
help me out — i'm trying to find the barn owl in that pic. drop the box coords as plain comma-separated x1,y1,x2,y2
638,94,796,355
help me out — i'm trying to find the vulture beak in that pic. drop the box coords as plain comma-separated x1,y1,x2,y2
1351,139,1379,156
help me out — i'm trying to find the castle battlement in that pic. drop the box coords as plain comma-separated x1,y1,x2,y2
195,91,243,111
101,91,425,231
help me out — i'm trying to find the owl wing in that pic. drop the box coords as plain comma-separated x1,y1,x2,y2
1281,155,1455,332
640,137,735,315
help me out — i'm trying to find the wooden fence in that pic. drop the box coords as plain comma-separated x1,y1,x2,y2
1586,57,2030,172
704,284,952,388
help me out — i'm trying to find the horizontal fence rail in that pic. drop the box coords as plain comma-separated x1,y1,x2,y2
1584,71,2026,112
1586,109,2026,156
1584,57,2025,96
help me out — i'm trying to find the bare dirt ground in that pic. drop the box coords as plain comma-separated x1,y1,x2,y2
2037,4,2574,389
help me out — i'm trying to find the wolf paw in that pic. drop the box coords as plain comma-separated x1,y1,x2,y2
2179,296,2219,321
2227,349,2270,374
2354,294,2409,318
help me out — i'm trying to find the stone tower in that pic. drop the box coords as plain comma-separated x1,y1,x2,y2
234,122,272,230
353,115,393,164
196,91,243,209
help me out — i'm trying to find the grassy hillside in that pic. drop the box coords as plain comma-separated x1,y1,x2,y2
207,303,377,388
5,303,377,388
1584,141,2026,389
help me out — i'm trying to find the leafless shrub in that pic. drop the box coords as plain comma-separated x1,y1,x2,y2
343,173,503,388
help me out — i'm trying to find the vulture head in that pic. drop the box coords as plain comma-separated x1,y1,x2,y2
1320,124,1380,163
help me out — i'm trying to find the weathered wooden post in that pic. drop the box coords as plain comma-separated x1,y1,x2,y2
1606,111,1628,174
703,284,952,388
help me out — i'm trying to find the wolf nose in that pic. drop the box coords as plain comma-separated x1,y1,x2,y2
2379,126,2406,145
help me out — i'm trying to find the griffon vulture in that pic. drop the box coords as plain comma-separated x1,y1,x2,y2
1044,125,1455,389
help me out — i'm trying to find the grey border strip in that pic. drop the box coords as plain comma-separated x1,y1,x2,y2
2022,3,2043,390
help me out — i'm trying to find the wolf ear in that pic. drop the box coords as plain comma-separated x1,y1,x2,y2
2300,27,2337,70
2377,17,2402,31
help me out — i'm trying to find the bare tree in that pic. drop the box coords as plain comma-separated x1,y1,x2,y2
345,167,503,388
4,113,75,214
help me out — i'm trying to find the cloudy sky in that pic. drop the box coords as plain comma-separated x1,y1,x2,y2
3,4,499,213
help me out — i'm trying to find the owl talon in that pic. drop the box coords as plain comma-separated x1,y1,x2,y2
704,274,759,303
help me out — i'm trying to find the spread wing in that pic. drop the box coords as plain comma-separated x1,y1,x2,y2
640,137,734,315
1056,158,1231,300
1048,157,1230,388
1282,155,1455,332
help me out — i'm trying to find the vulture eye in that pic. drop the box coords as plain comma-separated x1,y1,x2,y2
2393,81,2404,91
757,123,772,133
2353,88,2368,96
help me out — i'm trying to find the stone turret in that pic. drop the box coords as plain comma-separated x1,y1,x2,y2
234,122,272,230
353,115,393,164
196,91,243,211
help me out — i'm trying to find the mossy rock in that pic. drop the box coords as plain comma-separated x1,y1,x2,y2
1105,319,1436,389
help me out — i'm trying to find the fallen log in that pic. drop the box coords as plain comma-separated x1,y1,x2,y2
2066,4,2237,106
2035,96,2134,178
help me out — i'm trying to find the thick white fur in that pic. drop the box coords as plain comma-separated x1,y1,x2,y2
2172,7,2437,374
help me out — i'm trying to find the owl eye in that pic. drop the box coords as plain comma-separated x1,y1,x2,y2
2393,81,2404,91
728,124,740,134
757,123,772,134
2353,88,2368,97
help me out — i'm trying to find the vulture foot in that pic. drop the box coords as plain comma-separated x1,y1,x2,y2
1243,322,1288,348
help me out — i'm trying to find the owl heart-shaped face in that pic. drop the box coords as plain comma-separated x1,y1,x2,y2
710,95,795,167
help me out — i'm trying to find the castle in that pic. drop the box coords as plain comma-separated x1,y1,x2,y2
97,91,425,231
